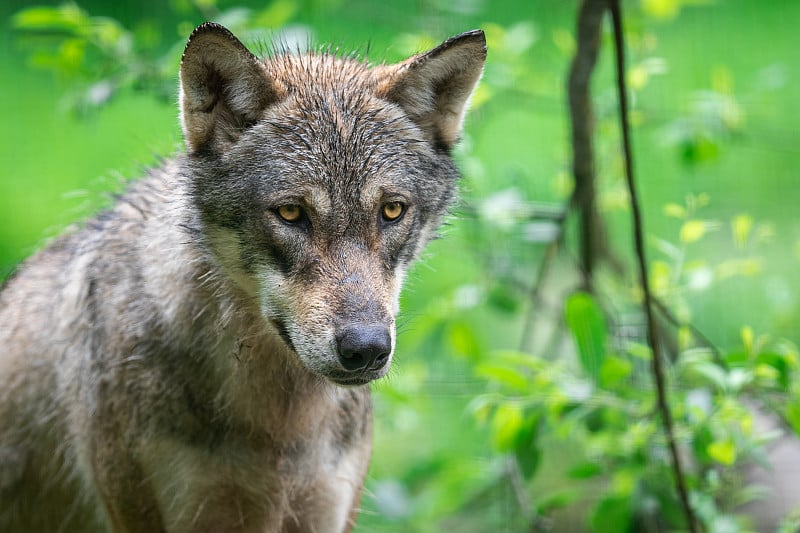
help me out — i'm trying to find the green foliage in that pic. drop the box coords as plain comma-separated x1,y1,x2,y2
13,3,160,110
463,197,800,530
474,302,799,531
10,0,302,113
565,292,608,383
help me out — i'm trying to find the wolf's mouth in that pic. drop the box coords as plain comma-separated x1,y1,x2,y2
328,374,374,387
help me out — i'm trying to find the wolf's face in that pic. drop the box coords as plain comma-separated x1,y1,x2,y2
201,89,455,385
180,24,485,385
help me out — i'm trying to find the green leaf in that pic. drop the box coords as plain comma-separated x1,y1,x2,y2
599,355,633,390
476,362,529,392
688,360,728,391
679,219,708,243
707,439,737,466
741,325,754,353
692,424,714,464
514,416,541,478
732,213,754,249
753,363,780,382
627,342,653,360
487,282,521,313
490,403,524,452
663,202,687,219
642,0,681,19
591,494,633,533
785,401,800,436
12,4,88,32
536,489,582,514
490,405,541,478
467,395,495,425
756,351,790,389
650,260,672,296
565,292,607,382
448,320,482,359
724,350,749,366
679,350,727,389
568,461,604,479
681,134,720,165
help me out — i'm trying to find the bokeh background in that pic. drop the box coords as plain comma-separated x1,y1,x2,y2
1,0,799,531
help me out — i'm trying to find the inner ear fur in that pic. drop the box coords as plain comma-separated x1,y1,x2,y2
377,30,487,151
179,22,282,153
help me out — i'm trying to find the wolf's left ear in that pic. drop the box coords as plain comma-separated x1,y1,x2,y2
180,23,282,153
378,30,486,151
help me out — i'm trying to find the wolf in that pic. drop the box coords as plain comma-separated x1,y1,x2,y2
0,21,485,533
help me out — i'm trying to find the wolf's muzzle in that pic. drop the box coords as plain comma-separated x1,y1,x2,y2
336,325,391,373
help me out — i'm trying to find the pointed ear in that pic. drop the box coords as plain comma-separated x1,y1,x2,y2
377,30,486,151
179,23,283,153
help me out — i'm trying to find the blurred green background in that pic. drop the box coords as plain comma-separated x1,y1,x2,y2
2,0,799,531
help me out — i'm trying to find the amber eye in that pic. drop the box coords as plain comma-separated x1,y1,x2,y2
381,201,405,222
276,205,303,223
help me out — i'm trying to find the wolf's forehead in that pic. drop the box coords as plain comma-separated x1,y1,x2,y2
245,105,424,203
245,54,431,200
263,101,424,186
265,52,378,93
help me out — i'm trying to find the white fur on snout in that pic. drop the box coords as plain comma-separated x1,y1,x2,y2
253,263,404,382
254,265,341,375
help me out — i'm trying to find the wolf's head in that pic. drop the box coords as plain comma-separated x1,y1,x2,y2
179,23,485,386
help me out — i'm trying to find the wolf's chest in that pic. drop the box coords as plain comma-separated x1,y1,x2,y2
138,427,369,532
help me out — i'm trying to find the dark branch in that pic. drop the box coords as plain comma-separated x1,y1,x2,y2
607,1,699,531
567,0,612,290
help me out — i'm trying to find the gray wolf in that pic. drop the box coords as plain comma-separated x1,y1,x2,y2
0,22,485,532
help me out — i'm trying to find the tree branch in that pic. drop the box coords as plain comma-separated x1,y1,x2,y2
607,1,699,530
568,0,611,290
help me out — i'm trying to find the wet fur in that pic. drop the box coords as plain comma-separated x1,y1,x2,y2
0,23,485,532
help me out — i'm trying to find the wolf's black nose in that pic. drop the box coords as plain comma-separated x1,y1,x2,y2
336,326,392,372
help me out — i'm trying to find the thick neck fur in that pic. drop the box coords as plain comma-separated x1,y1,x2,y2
133,161,348,446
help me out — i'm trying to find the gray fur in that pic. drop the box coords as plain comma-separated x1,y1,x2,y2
0,23,485,532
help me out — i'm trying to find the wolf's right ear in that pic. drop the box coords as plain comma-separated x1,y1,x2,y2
377,30,486,151
180,23,282,154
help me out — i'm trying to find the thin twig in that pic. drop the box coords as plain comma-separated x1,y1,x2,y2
506,456,534,519
506,457,553,533
519,208,568,352
652,296,724,362
607,2,699,531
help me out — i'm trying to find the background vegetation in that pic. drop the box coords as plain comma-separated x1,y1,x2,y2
1,0,799,531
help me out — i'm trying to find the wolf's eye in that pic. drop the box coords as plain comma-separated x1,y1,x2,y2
276,205,303,223
381,201,406,223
